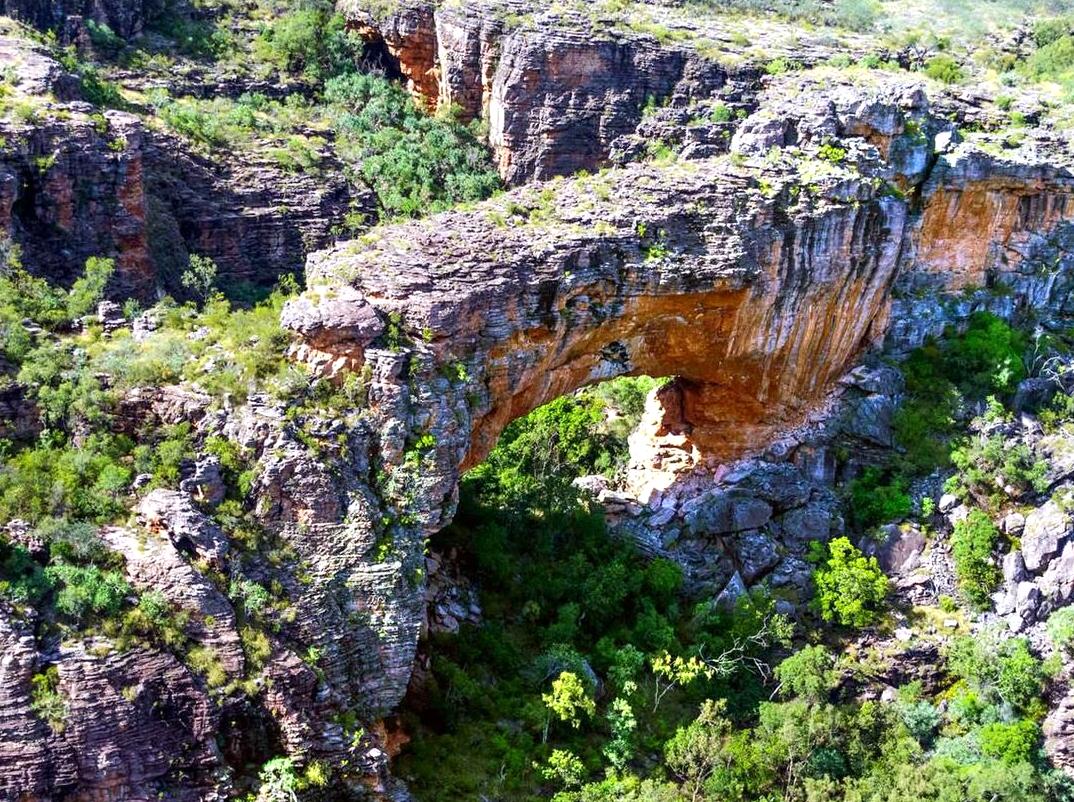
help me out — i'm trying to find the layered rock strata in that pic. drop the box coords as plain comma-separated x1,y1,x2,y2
0,32,369,299
341,0,878,184
6,19,1074,802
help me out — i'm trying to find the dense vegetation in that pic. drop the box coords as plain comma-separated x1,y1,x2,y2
392,308,1074,801
0,246,314,706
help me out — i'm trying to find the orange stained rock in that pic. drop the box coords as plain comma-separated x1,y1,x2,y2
917,185,1072,290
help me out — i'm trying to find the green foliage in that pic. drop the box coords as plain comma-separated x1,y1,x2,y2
979,719,1040,764
253,4,360,81
324,72,500,217
544,671,596,729
181,253,218,303
846,468,911,529
67,256,115,320
924,53,965,83
894,313,1028,475
1047,606,1074,653
949,435,1049,506
810,537,889,627
0,538,53,606
30,666,66,733
950,509,1001,609
44,563,130,624
0,254,112,366
899,699,941,746
0,434,134,524
947,632,1044,714
774,645,833,703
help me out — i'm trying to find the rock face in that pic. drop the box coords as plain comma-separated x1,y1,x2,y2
0,0,159,39
0,34,369,299
300,126,910,468
341,0,872,184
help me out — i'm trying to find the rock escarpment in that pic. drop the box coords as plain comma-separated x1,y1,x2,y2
0,31,369,298
280,68,1074,740
342,0,878,184
0,0,159,39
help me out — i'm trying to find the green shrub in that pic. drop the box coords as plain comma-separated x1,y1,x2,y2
846,468,911,529
947,633,1043,714
1034,17,1074,48
774,645,833,703
253,5,360,81
979,719,1040,764
949,435,1049,506
1048,606,1074,653
924,54,965,84
0,435,133,524
30,666,66,732
899,700,941,746
950,510,1000,609
44,563,130,624
67,256,114,320
1025,33,1074,80
810,537,888,628
325,72,500,217
0,538,53,605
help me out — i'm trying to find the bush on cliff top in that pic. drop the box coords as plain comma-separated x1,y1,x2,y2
325,72,501,217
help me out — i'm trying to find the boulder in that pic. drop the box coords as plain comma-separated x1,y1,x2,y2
779,501,835,545
1015,580,1043,624
864,524,926,574
1041,541,1074,604
734,530,780,583
1003,550,1029,585
136,488,229,568
179,455,226,508
1002,511,1026,536
1022,500,1070,572
684,490,772,536
280,285,384,345
714,571,747,610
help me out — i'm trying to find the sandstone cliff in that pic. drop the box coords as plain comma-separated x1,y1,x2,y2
0,31,370,299
341,0,881,184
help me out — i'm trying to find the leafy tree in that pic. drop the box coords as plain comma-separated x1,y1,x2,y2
810,537,889,627
181,253,218,303
950,510,1000,609
664,699,733,800
30,666,66,733
543,671,596,731
324,72,500,218
0,539,53,605
603,695,638,772
253,3,359,81
541,749,586,790
774,645,834,703
947,633,1043,714
899,699,941,746
67,256,114,320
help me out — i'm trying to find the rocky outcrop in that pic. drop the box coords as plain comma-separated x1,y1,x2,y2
0,0,161,39
342,0,878,184
0,33,370,298
9,20,1074,801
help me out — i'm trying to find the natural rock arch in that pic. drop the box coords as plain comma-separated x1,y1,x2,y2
272,76,1074,726
285,157,906,478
